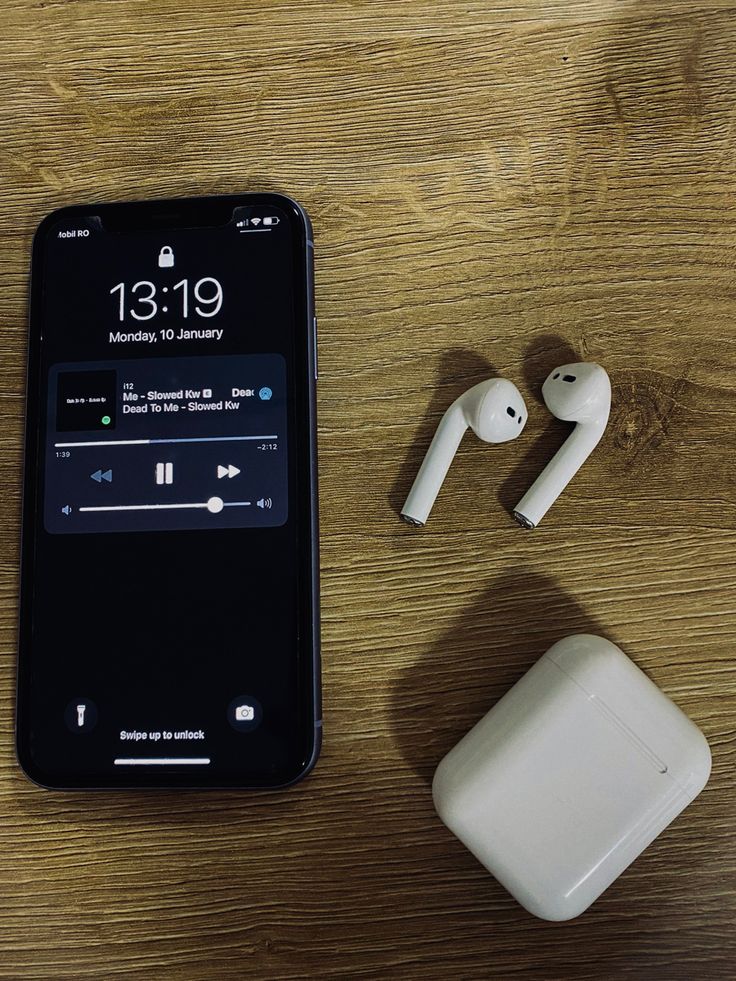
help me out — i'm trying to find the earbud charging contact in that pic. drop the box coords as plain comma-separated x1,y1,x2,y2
512,511,536,530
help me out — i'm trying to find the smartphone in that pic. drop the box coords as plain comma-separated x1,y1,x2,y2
17,193,320,789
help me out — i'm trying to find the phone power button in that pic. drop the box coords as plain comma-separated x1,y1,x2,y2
312,316,318,380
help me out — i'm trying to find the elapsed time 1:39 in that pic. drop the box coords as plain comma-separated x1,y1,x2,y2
109,278,223,321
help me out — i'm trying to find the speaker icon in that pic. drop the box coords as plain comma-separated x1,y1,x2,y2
257,497,272,510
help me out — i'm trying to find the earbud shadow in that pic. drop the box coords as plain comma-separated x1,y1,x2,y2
388,349,498,516
390,570,609,784
497,334,580,514
520,334,580,404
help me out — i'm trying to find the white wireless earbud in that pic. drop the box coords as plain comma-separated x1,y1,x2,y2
401,378,528,526
513,362,611,529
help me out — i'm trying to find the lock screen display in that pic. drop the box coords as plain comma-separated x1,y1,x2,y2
18,195,320,788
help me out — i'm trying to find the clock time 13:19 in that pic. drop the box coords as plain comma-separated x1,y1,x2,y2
109,278,223,321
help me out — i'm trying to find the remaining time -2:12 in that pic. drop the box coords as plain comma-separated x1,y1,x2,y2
109,278,223,321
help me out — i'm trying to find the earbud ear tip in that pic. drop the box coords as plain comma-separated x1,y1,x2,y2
472,379,528,443
542,362,611,420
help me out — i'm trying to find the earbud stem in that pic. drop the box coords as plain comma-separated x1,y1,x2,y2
401,404,467,526
513,421,605,529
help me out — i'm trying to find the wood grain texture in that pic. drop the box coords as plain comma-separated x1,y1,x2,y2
1,1,735,978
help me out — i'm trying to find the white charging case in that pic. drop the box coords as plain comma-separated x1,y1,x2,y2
432,634,711,921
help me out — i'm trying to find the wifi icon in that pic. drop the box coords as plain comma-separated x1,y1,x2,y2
251,217,262,226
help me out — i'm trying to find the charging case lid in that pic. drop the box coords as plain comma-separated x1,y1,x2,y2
432,634,711,921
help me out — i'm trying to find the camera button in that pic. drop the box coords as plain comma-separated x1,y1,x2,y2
227,695,263,733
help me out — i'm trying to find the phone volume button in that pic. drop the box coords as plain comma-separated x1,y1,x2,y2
312,316,318,380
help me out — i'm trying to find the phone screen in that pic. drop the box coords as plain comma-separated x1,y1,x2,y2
17,194,320,788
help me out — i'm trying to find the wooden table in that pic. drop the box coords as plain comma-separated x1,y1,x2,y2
1,1,734,978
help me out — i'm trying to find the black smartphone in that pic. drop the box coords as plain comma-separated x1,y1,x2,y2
17,193,320,789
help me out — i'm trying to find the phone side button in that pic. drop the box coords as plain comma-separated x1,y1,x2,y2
312,316,318,380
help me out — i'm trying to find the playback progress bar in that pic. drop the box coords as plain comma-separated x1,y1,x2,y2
55,434,278,448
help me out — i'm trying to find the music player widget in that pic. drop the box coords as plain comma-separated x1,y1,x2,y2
44,353,288,533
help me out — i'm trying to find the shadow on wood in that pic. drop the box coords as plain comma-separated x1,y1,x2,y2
390,568,610,785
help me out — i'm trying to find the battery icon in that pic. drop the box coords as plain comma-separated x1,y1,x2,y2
263,216,280,226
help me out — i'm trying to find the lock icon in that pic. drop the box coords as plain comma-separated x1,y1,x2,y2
158,246,174,268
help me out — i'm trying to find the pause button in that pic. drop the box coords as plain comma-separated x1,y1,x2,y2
155,462,174,485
